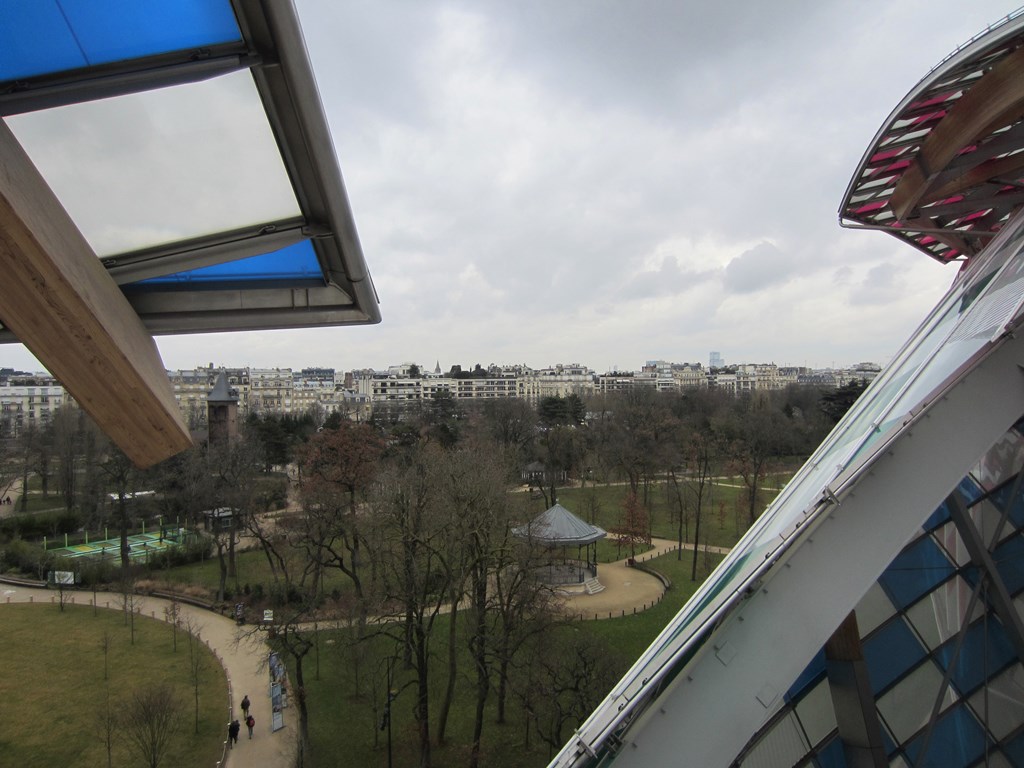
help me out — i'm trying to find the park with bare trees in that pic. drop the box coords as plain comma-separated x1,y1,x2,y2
0,380,866,767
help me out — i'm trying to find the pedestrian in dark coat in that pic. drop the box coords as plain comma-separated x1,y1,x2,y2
228,719,241,747
241,695,251,717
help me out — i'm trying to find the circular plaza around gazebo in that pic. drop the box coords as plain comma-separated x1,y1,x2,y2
513,503,606,589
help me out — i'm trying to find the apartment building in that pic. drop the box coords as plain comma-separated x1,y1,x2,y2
0,374,69,438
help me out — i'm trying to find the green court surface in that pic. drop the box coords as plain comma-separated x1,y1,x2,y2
49,531,184,561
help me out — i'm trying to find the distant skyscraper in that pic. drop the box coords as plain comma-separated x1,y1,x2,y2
709,351,724,368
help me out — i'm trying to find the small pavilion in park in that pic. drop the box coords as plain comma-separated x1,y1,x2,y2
513,503,607,586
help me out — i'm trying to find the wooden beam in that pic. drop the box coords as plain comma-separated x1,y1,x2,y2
891,44,1024,220
927,151,1024,202
825,612,888,768
0,121,191,468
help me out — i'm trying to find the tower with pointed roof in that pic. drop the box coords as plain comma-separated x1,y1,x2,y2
207,370,239,446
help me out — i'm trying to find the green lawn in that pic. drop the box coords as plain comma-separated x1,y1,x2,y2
0,602,228,768
540,477,785,551
156,547,358,601
585,548,726,662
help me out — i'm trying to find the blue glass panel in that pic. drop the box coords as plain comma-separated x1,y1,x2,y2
957,475,984,505
136,241,323,287
1004,730,1024,767
936,618,1017,695
878,535,955,610
0,0,241,81
863,617,926,694
813,736,846,768
993,534,1024,594
990,478,1024,531
882,726,897,757
903,705,986,767
923,503,951,532
785,649,826,703
925,477,982,531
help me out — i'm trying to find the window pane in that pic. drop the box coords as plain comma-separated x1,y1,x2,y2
967,664,1024,740
0,0,241,80
876,659,954,744
136,241,323,287
5,70,299,257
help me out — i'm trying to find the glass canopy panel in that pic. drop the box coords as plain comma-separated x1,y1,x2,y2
136,241,324,287
4,69,300,257
0,0,242,81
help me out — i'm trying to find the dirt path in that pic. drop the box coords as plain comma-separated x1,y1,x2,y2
558,537,730,620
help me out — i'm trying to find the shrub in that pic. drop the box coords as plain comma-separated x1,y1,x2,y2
0,538,46,577
0,510,81,542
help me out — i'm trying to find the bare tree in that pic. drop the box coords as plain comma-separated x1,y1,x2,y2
51,406,80,512
95,686,118,768
98,441,137,572
100,629,112,681
368,448,453,768
164,598,181,653
434,447,503,767
120,684,183,768
514,632,623,757
181,615,205,735
683,430,720,582
116,571,142,644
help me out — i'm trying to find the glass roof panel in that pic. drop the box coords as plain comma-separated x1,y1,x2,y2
0,0,241,81
5,70,300,257
903,704,987,766
877,660,953,744
136,241,323,287
878,535,955,611
966,665,1024,740
863,617,927,694
793,679,836,749
936,619,1018,695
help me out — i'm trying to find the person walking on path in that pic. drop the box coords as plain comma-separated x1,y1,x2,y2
246,714,256,739
228,719,241,747
241,694,251,718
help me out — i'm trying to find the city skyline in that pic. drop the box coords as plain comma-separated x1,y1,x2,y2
2,353,883,378
1,1,1013,375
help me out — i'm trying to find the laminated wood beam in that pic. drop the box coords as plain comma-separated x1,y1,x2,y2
0,121,191,468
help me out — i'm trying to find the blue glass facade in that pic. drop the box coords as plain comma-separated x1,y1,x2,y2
739,420,1024,767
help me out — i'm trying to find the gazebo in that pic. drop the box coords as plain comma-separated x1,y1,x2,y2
513,503,606,586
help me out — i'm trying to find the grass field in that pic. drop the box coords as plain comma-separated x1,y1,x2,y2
0,603,228,768
155,547,358,601
536,475,792,552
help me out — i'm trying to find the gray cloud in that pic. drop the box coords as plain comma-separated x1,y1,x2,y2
723,242,796,294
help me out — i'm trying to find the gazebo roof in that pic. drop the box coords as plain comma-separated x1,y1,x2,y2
514,503,606,547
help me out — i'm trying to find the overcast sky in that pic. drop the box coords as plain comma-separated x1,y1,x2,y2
3,1,1019,375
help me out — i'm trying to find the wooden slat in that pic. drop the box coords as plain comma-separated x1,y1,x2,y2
0,121,191,468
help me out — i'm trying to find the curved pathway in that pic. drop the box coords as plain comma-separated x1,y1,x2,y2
558,538,731,620
0,584,293,768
